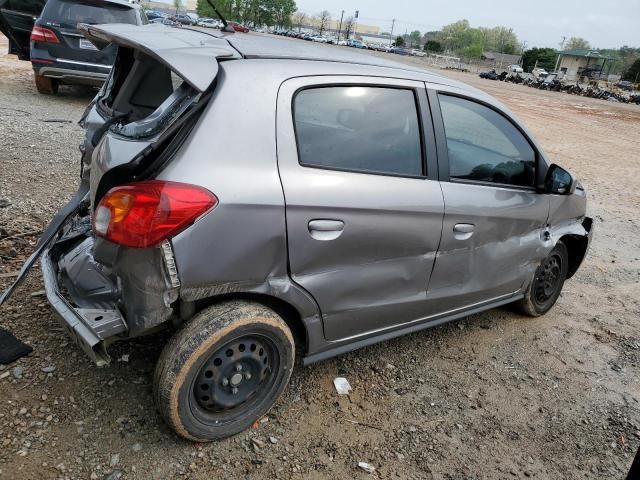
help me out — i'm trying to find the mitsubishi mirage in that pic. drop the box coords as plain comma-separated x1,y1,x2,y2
0,24,593,441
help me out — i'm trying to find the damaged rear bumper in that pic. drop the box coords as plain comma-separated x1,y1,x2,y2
36,209,179,366
42,237,127,366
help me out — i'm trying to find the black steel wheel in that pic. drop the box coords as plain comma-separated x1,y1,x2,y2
154,302,295,441
517,242,569,317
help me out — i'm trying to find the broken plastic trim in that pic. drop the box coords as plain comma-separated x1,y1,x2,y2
113,84,198,139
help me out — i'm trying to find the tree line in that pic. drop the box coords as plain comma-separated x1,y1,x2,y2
196,0,296,28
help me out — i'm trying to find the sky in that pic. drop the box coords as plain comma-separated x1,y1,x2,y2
293,0,640,49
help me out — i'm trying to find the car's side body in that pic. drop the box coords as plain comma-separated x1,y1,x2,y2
0,26,592,369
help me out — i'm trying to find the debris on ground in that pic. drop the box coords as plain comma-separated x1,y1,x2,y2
333,377,352,395
358,461,376,474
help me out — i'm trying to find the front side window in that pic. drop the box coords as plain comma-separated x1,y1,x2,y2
438,94,535,187
294,86,423,176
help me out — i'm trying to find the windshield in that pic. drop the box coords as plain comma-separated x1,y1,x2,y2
41,0,137,28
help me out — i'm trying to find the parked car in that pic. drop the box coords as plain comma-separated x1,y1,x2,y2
410,48,426,57
173,14,195,26
144,10,165,21
311,36,328,43
509,64,524,73
151,17,180,27
336,39,348,46
228,21,249,33
9,0,146,94
389,46,410,55
0,24,593,442
348,39,367,49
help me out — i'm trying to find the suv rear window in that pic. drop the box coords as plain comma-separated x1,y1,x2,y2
294,86,423,177
42,0,137,27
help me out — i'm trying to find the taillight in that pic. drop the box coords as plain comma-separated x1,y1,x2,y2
31,26,60,44
93,181,217,248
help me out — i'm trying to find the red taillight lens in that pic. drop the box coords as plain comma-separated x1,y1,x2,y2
31,26,60,44
93,181,218,248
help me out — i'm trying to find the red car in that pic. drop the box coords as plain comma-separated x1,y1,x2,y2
228,21,249,33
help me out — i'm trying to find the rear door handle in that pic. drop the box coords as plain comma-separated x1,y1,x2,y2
308,219,345,241
453,223,475,240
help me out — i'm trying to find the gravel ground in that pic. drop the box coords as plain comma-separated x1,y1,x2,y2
1,34,639,480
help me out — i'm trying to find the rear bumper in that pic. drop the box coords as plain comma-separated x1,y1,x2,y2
32,58,111,86
42,237,126,366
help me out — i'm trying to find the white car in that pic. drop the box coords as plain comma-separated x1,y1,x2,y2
197,19,218,28
311,36,328,43
337,40,348,46
509,65,524,73
410,49,426,57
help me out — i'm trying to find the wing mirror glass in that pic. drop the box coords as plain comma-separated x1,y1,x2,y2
545,164,575,195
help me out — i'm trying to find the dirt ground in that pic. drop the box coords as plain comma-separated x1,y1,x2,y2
1,33,639,480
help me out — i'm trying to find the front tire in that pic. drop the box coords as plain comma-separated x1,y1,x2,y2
34,74,58,95
517,242,569,317
154,301,295,441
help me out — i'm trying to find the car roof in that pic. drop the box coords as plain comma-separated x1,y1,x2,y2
181,28,474,89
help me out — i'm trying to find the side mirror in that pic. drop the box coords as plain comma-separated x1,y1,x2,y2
545,164,575,195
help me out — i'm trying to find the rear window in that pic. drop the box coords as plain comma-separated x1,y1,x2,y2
294,86,424,177
42,0,137,27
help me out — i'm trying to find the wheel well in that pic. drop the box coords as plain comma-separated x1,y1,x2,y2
559,234,589,279
192,293,308,355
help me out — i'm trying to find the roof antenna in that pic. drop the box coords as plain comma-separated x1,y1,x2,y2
205,0,234,33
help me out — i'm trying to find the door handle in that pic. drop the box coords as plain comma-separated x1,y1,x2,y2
308,219,345,241
453,223,475,240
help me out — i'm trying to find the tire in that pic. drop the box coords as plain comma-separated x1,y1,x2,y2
34,74,58,95
154,301,295,441
517,241,569,317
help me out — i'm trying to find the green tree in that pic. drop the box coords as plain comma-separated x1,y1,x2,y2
173,0,183,14
424,40,442,53
407,30,421,48
623,57,640,82
521,47,558,72
395,36,405,47
565,37,590,50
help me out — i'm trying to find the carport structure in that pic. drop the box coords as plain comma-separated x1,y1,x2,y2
554,49,614,82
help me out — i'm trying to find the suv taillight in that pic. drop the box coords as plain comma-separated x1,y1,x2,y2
93,181,218,248
31,26,60,44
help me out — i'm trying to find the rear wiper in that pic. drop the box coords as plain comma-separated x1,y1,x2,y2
205,0,234,33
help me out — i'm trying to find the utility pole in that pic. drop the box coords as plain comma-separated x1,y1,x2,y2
337,10,344,42
353,10,359,39
390,18,395,37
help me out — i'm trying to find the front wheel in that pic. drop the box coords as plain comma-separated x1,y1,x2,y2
517,242,568,317
154,301,295,441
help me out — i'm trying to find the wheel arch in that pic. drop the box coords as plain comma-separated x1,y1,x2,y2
190,293,309,355
558,233,589,279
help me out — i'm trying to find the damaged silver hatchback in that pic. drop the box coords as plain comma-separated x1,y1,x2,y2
1,24,593,441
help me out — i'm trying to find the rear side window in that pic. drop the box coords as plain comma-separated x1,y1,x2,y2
294,86,423,176
438,95,535,187
42,0,137,27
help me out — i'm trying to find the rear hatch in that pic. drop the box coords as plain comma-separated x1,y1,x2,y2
33,0,140,66
79,23,239,206
0,24,240,305
0,0,46,59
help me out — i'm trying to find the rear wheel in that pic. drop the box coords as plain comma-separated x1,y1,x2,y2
34,74,58,95
517,242,568,317
154,301,295,441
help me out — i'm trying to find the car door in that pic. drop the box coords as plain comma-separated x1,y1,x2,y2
276,76,444,341
427,87,550,312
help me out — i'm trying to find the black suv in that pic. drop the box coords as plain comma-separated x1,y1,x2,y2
0,0,146,94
